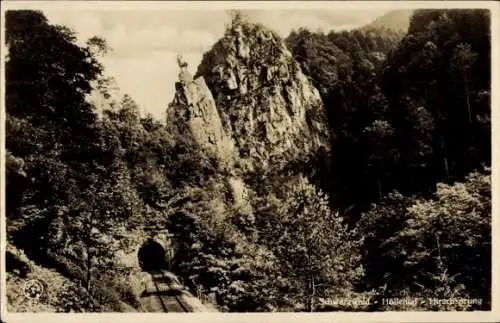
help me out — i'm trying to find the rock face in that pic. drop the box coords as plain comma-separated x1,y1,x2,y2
195,18,330,171
166,76,236,169
166,16,331,191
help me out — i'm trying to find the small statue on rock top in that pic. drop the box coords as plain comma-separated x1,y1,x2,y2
177,54,193,85
177,54,188,69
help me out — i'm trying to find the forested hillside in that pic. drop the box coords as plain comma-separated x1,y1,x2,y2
361,9,412,32
5,9,491,312
286,9,491,309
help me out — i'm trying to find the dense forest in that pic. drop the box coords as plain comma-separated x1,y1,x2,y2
5,9,491,312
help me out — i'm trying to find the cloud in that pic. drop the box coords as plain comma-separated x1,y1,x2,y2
109,25,215,55
45,10,221,56
242,9,392,36
42,8,389,119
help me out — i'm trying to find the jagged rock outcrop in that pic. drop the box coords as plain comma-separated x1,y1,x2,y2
166,76,237,170
166,68,253,215
166,16,331,205
195,17,331,171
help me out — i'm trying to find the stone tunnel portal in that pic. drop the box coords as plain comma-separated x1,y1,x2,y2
138,238,168,272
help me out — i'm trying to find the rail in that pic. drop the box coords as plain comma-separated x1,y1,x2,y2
148,270,190,313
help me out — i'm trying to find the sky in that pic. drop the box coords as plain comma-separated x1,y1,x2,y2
43,8,392,119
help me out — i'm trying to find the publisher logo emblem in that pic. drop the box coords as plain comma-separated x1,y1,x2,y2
23,279,44,300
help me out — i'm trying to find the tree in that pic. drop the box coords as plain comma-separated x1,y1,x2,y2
382,9,491,187
286,27,404,215
5,10,103,161
363,119,396,200
357,169,491,310
398,168,491,308
356,191,416,295
449,43,477,122
5,10,107,244
5,11,146,309
65,163,141,292
271,176,363,311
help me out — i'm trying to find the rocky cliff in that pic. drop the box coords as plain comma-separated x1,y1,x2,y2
193,17,330,172
166,76,237,171
166,72,252,212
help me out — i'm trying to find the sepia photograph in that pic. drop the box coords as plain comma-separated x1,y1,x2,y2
0,0,498,321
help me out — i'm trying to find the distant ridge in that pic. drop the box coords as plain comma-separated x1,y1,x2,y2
361,9,413,32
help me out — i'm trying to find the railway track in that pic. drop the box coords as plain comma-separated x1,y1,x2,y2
144,270,191,312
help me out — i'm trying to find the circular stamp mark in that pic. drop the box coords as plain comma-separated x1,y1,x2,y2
23,279,44,301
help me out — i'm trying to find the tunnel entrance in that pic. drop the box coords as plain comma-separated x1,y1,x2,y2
138,239,168,272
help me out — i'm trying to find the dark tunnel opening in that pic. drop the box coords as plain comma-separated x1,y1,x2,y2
138,239,168,272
